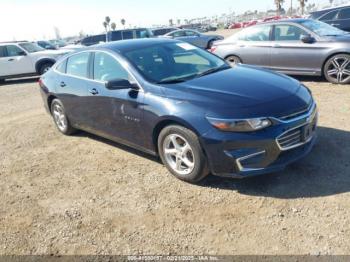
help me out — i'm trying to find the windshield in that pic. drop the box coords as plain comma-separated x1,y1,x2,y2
19,42,44,53
300,20,347,36
124,42,229,84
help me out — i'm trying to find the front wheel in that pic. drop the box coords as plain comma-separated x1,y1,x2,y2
39,62,54,75
225,55,242,67
51,99,76,135
158,125,209,183
324,54,350,84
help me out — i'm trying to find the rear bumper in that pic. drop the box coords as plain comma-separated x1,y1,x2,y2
201,104,318,178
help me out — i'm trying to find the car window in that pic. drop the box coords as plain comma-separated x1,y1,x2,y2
6,45,25,56
185,31,198,36
122,30,133,39
66,52,90,78
93,52,129,82
56,60,67,73
136,29,152,38
0,46,6,57
320,10,338,21
338,8,350,20
172,31,186,37
233,25,271,41
274,24,307,41
111,31,122,41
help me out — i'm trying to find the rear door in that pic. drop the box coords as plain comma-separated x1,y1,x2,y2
56,52,91,128
270,23,321,74
234,24,273,67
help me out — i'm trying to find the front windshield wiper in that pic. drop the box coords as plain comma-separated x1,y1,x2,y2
157,77,190,84
194,65,230,78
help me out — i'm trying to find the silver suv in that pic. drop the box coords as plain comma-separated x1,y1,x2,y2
0,41,71,82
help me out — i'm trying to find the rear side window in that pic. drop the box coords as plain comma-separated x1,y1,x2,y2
66,52,90,78
338,8,350,19
0,46,6,57
320,10,338,21
56,60,67,73
93,52,129,81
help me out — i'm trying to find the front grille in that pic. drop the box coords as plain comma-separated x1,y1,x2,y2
277,128,303,149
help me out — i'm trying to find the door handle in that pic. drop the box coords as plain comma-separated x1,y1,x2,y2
89,88,99,95
8,58,15,62
60,82,66,87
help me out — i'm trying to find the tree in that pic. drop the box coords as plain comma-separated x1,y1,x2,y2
275,0,285,15
103,21,108,31
111,22,116,31
177,19,181,25
298,0,308,15
121,19,126,29
329,0,334,5
169,19,173,26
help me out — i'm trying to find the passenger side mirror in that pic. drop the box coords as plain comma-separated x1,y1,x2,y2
300,34,315,44
105,79,139,90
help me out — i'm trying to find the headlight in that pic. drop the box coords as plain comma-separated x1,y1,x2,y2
206,117,272,132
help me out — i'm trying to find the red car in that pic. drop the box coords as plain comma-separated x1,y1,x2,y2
229,22,242,29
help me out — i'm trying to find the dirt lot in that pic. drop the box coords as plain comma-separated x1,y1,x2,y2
1,65,350,255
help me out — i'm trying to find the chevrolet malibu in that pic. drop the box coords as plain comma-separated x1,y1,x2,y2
39,39,317,183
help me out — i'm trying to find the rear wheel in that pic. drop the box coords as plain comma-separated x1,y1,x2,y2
324,54,350,84
39,62,54,75
158,125,209,183
225,55,242,67
50,99,76,135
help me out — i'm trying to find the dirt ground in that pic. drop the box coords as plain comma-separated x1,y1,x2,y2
1,48,350,255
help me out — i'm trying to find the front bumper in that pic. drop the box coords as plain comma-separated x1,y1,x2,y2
201,104,318,178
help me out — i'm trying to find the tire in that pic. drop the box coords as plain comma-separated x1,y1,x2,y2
39,62,54,75
158,125,209,183
323,54,350,84
50,99,76,135
225,55,242,67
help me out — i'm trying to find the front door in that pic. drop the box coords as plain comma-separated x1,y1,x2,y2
84,51,144,146
5,45,33,75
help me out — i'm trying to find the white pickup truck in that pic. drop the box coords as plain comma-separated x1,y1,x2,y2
0,41,72,82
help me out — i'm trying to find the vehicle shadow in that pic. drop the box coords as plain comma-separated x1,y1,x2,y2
291,75,326,83
0,77,39,86
199,126,350,199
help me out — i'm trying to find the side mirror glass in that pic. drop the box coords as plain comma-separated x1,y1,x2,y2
105,79,139,90
300,34,315,44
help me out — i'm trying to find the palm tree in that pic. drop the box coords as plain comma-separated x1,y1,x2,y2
275,0,285,15
105,16,111,29
111,22,116,31
121,19,126,29
298,0,308,15
103,21,108,42
169,19,173,26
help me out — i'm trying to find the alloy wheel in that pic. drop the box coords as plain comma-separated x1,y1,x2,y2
226,56,241,67
163,134,195,176
52,103,67,132
326,55,350,84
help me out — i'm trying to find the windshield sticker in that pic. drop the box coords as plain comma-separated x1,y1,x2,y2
176,43,197,50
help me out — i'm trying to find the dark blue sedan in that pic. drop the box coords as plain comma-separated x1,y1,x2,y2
39,39,317,183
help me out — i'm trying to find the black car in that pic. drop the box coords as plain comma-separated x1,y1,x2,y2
310,5,350,32
80,34,106,46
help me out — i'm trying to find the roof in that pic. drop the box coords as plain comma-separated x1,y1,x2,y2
261,18,310,25
0,41,28,44
91,38,179,53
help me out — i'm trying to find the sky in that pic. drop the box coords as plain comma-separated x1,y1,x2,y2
0,0,333,41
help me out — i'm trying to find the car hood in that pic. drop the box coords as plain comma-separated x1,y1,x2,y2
162,65,313,119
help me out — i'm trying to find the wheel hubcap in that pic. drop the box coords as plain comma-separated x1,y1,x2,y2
327,56,350,83
227,57,240,67
52,104,67,131
163,134,195,175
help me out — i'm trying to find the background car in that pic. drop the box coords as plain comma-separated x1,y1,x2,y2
310,5,350,32
151,27,179,36
0,41,71,82
211,19,350,84
39,39,317,183
36,40,58,50
49,39,67,48
162,29,223,49
80,34,106,46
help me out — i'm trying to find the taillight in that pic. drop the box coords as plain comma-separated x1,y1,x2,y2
210,46,217,53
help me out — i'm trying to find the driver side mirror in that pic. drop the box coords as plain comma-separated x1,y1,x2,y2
18,51,27,56
300,34,315,44
105,79,139,90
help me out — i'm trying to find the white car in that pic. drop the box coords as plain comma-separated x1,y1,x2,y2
0,41,72,82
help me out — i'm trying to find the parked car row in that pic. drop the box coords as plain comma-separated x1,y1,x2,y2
212,19,350,84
